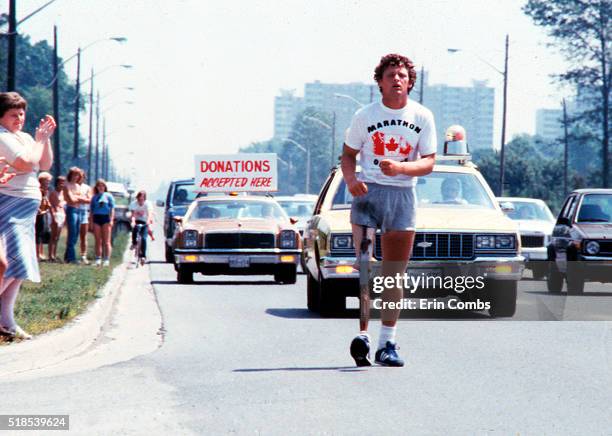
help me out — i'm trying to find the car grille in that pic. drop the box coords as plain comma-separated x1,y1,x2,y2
373,233,474,260
205,233,275,249
521,235,545,248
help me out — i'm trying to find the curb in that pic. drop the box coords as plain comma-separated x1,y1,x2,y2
0,244,134,377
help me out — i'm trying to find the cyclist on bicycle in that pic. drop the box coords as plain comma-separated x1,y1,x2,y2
129,190,154,261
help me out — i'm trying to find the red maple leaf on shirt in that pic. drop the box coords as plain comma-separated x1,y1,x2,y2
386,137,399,152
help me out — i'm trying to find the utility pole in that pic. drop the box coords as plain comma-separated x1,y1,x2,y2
330,111,336,168
102,119,106,179
95,90,100,181
562,99,569,197
73,48,81,161
498,34,509,196
7,0,17,91
87,69,94,182
52,25,61,177
419,65,424,104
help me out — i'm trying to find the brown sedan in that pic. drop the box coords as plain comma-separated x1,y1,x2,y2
172,196,301,284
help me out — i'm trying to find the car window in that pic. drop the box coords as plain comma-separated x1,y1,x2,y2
331,171,495,210
577,194,612,223
504,201,555,221
559,195,576,220
278,201,315,218
172,183,198,206
186,200,288,222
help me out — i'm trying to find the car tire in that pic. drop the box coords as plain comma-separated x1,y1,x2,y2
546,250,563,293
306,271,320,312
487,279,517,318
165,244,174,263
177,265,193,284
531,262,547,280
274,265,297,285
566,261,585,295
318,272,345,317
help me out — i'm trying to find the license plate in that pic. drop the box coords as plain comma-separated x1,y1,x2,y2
229,256,250,268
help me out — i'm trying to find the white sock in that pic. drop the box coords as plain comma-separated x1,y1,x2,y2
378,325,396,349
358,330,370,339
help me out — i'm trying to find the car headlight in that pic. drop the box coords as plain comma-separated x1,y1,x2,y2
331,234,353,250
476,235,515,250
182,230,199,248
585,241,600,255
279,230,298,249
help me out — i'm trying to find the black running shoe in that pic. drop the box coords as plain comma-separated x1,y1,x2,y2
350,334,372,367
375,341,405,367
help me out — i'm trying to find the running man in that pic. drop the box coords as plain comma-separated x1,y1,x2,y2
342,53,437,367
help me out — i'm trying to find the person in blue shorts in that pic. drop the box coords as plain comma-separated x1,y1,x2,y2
90,179,115,267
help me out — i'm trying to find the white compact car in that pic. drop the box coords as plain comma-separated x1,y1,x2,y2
498,197,555,279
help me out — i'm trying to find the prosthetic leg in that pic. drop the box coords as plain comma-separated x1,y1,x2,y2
359,225,374,332
351,225,376,367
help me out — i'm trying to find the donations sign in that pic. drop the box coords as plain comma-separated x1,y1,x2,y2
194,153,278,192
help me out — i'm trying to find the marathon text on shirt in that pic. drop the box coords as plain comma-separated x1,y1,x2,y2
366,119,422,134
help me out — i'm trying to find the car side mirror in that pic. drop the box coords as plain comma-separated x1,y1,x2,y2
289,217,299,225
156,200,165,207
499,201,515,212
556,217,570,226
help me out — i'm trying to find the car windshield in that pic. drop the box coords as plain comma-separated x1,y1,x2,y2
172,183,198,206
503,201,555,221
577,194,612,223
331,171,495,210
187,200,288,222
278,200,315,218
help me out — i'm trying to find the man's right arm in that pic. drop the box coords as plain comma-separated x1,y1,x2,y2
341,145,368,197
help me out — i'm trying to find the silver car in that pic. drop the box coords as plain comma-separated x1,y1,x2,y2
498,197,555,279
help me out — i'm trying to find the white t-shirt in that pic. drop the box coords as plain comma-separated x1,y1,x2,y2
345,100,437,187
79,183,91,210
129,200,153,223
0,126,41,199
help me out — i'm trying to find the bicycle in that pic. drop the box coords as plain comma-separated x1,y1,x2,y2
133,223,146,267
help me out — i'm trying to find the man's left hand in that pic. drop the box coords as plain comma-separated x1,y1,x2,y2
379,159,403,176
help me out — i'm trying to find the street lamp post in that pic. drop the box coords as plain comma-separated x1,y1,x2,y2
44,37,127,167
334,93,364,108
82,64,133,181
284,138,310,194
72,48,81,161
87,69,94,182
95,90,100,181
52,25,61,177
304,114,336,168
448,34,509,196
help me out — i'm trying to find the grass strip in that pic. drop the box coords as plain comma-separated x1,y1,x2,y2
2,230,129,343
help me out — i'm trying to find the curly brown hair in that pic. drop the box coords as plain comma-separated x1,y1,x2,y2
373,54,417,94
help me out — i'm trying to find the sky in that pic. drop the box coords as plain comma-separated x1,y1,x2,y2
9,0,569,193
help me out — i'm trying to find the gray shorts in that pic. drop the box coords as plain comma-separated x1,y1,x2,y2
350,183,416,232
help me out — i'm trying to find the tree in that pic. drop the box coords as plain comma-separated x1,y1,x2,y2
523,0,611,187
474,135,566,212
0,14,86,175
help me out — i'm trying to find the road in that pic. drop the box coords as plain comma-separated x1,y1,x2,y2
1,230,610,435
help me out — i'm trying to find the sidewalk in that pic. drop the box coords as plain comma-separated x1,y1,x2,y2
0,246,163,379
